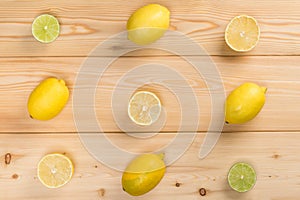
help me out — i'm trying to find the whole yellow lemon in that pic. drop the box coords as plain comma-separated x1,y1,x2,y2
27,77,69,120
127,4,170,45
122,153,166,196
225,82,267,124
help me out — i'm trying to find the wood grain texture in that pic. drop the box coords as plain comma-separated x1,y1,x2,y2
1,0,300,199
0,0,300,56
0,56,299,133
0,132,299,199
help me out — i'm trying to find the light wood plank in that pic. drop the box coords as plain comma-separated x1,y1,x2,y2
0,132,299,199
0,56,300,133
0,0,300,56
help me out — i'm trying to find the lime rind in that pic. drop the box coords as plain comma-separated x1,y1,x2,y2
228,162,256,192
32,14,60,43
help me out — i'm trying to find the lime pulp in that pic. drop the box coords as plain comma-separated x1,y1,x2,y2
228,162,256,192
32,14,60,43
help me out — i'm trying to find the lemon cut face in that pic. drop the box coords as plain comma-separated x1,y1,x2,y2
37,153,74,188
225,15,260,52
32,14,60,43
128,91,161,126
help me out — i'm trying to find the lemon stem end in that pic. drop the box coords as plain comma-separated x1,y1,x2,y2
157,153,165,160
261,87,267,94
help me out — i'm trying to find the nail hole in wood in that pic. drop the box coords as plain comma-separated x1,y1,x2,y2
199,188,206,196
5,153,12,165
98,188,105,197
175,182,181,187
12,174,19,179
272,154,280,159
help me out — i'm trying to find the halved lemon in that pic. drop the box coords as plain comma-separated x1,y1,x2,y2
32,14,60,43
225,15,260,52
128,91,161,126
37,153,74,188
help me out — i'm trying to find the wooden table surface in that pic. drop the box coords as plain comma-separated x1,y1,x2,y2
1,0,300,199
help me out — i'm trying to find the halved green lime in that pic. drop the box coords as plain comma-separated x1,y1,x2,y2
32,14,60,43
228,162,256,192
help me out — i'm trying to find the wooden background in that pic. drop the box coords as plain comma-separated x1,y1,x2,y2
1,0,300,199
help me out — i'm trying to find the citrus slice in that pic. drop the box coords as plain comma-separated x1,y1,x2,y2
228,162,256,192
128,91,161,126
32,14,60,43
37,153,74,188
225,15,260,52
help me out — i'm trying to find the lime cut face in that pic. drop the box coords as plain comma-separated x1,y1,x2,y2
228,162,256,192
32,14,60,43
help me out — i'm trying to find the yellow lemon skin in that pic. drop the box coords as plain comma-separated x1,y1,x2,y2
127,4,170,45
122,153,166,196
28,77,69,120
225,82,267,124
